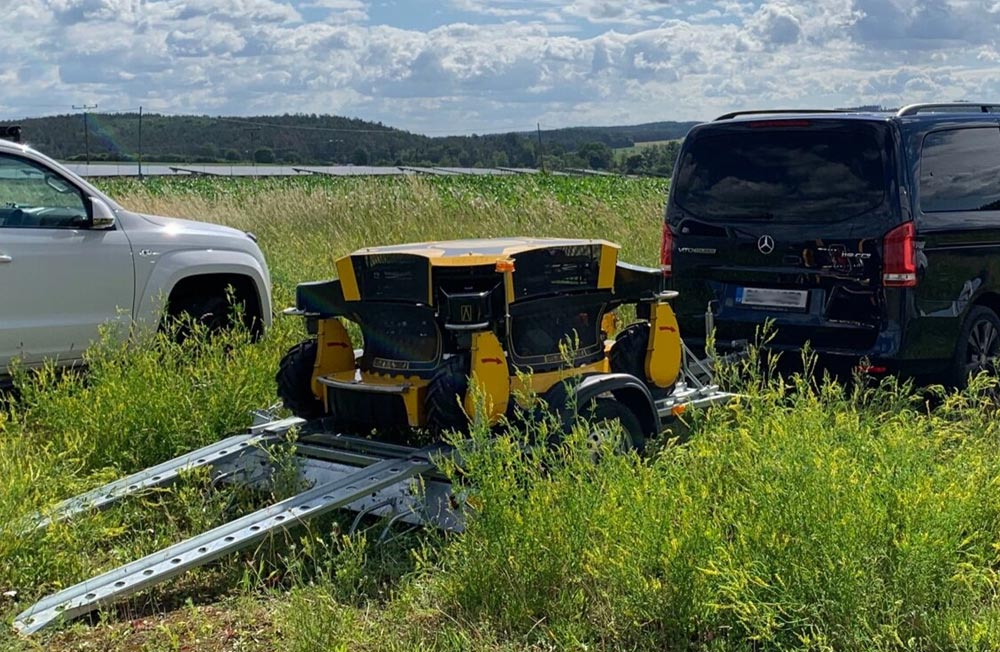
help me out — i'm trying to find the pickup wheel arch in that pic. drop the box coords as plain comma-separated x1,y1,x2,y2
165,273,265,339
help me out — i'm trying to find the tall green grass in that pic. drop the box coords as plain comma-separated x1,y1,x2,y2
100,175,667,308
4,175,1000,651
276,368,1000,651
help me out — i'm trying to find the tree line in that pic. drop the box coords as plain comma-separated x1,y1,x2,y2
0,113,696,176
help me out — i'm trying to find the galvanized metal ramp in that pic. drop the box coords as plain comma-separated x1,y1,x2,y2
31,417,303,530
15,446,444,634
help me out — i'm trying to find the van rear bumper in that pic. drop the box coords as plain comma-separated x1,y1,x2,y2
691,336,951,378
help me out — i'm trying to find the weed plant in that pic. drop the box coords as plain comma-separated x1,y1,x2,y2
275,362,1000,651
5,176,1000,651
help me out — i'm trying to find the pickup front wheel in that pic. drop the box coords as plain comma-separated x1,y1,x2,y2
165,275,264,342
167,294,232,342
177,294,229,330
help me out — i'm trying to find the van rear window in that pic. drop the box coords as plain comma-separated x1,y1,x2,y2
673,125,887,222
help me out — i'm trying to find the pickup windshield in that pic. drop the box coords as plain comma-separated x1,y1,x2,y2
672,123,888,222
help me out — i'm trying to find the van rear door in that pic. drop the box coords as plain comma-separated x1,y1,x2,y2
666,118,899,352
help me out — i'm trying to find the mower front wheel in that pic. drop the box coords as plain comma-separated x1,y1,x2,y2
610,323,650,381
276,339,327,420
426,355,470,433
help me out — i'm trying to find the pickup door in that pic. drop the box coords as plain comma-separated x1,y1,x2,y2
0,153,133,370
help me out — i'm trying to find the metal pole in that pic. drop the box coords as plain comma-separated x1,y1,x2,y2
536,123,545,172
72,104,97,166
137,106,143,180
246,127,260,178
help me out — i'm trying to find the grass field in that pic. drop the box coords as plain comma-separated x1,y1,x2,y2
4,175,1000,651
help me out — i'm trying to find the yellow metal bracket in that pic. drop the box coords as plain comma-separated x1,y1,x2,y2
312,318,356,398
465,331,510,424
646,300,682,389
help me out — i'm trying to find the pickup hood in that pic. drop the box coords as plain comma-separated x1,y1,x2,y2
123,211,259,252
132,212,247,239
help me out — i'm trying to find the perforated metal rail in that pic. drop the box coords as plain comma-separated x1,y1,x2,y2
15,451,439,634
31,417,303,530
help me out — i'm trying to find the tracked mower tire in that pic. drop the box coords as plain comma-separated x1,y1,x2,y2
426,355,470,433
610,323,650,381
276,339,327,420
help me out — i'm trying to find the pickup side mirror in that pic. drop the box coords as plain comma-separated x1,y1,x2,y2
90,197,116,229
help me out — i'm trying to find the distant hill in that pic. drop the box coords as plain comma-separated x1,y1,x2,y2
524,121,698,151
0,113,699,172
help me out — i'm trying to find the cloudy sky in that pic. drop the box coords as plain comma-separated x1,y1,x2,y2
3,1,1000,135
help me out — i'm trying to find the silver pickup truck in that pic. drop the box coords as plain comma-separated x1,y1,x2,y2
0,137,272,382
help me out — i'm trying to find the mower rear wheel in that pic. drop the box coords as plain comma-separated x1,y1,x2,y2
610,323,650,381
585,398,645,454
426,355,470,433
276,339,327,420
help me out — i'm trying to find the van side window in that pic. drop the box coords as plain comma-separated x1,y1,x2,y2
920,127,1000,213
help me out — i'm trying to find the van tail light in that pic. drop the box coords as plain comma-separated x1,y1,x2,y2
660,222,673,277
882,221,917,287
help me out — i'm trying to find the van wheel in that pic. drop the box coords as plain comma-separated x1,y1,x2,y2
948,306,1000,388
276,339,327,419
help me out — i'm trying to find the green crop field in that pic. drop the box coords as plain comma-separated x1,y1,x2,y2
4,175,1000,651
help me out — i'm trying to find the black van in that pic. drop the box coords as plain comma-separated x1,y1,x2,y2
664,103,1000,384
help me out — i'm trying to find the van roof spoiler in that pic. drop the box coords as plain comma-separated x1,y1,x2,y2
713,109,852,121
896,103,1000,116
715,104,1000,121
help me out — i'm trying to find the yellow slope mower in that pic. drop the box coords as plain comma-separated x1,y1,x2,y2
278,237,712,449
16,237,733,635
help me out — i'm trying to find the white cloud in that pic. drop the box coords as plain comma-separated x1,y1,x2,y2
301,0,368,23
3,0,1000,133
747,3,802,46
852,0,1000,49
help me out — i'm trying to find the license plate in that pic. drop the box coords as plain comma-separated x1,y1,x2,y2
736,287,808,310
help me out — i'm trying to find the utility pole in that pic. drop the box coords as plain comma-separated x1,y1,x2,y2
536,123,545,172
72,104,98,165
244,127,260,177
137,106,143,180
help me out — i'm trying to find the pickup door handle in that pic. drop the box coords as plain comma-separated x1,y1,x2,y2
0,254,11,264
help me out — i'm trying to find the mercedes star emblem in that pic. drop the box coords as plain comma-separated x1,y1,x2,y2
757,234,775,255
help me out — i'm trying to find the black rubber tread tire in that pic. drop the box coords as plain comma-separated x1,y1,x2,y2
425,355,470,433
167,294,231,342
183,294,229,330
610,322,650,380
946,305,1000,388
276,339,327,419
585,398,645,453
